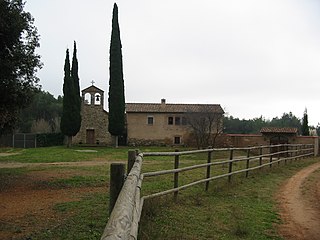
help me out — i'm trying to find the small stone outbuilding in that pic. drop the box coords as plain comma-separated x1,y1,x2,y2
73,85,112,145
260,127,298,145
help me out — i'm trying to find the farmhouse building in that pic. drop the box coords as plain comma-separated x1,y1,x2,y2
73,85,112,145
126,99,224,146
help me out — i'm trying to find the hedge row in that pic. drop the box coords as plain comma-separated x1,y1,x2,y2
36,133,64,147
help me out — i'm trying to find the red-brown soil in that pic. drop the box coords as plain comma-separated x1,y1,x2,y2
0,163,106,240
277,162,320,240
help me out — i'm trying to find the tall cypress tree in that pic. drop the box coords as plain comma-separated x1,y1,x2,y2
60,48,81,147
71,41,81,134
108,3,125,145
302,108,310,136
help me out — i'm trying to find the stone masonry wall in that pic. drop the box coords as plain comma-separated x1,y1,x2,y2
73,105,113,145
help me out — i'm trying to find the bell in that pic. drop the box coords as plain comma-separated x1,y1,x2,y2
95,95,100,101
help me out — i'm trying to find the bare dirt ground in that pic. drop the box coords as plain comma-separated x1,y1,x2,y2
0,160,109,169
277,162,320,240
0,161,107,240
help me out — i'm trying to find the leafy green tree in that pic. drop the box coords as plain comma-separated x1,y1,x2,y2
60,48,81,147
301,108,310,136
224,116,267,134
0,0,42,134
108,3,125,146
224,112,302,134
18,91,63,132
269,112,302,133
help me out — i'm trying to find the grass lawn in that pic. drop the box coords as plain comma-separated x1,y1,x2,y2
0,145,192,163
0,146,318,239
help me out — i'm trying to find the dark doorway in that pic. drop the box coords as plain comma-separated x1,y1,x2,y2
86,129,95,144
270,136,289,156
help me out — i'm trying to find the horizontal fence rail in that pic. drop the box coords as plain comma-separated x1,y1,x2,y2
101,143,316,240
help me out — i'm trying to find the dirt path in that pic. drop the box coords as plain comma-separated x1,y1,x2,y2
278,162,320,240
0,160,110,169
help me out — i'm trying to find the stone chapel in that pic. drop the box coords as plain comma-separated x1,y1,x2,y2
73,85,112,145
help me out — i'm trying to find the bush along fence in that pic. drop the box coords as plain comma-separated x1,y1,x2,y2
0,133,64,148
100,144,317,240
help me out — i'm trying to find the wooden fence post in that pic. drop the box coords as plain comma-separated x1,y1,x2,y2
205,147,212,191
127,150,137,175
314,137,319,156
269,146,273,168
285,145,288,165
109,163,125,215
259,145,263,168
174,149,179,201
228,149,233,183
246,147,250,178
278,145,281,165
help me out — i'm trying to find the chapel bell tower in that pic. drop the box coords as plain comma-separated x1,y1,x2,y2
82,84,104,109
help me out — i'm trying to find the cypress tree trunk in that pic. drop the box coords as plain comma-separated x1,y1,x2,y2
67,136,72,148
108,3,125,147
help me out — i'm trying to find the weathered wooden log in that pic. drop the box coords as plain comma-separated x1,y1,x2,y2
101,154,143,240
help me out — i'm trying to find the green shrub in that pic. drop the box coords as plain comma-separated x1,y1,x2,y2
36,133,64,147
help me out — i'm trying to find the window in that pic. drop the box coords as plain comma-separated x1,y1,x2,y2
147,116,154,125
168,117,173,125
182,117,187,125
174,136,181,144
175,117,181,125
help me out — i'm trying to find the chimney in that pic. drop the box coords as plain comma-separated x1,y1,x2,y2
161,98,166,105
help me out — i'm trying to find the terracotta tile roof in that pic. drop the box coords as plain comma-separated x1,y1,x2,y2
126,102,224,114
260,127,298,134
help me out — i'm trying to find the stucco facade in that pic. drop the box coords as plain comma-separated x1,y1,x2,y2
73,85,113,145
126,99,224,146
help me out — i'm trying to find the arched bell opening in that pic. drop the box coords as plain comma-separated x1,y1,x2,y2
94,93,101,105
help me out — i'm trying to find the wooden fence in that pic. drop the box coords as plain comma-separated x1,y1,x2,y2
100,144,315,240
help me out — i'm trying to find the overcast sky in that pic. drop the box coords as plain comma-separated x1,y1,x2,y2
25,0,320,126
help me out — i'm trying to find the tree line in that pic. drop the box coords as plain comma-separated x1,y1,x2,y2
224,110,320,136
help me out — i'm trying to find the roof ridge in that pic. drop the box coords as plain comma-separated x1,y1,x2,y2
126,102,220,105
126,102,224,113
